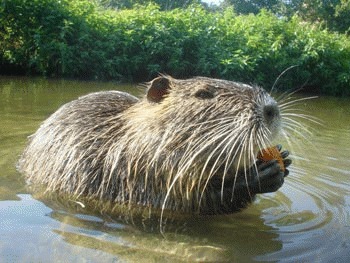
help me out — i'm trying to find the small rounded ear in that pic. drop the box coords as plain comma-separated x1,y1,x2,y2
147,76,171,103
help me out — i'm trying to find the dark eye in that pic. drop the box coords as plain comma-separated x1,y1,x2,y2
194,89,215,99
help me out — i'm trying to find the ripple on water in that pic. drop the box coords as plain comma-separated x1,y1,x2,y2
256,121,350,261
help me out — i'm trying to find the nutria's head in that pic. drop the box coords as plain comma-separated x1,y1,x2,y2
132,75,281,172
114,75,284,213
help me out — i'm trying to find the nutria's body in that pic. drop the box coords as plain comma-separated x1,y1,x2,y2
19,76,291,214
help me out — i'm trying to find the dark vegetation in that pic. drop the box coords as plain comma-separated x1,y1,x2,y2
1,0,350,95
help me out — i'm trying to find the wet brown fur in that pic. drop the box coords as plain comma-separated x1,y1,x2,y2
19,76,283,214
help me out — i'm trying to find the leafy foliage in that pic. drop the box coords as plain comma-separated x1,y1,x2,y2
222,0,280,14
1,0,350,95
97,0,201,10
224,0,350,34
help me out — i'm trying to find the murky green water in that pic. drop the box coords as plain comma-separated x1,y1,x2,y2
1,76,350,262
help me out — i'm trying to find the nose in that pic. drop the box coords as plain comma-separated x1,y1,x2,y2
263,103,280,124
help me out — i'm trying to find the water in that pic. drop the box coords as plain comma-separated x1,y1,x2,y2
1,76,350,262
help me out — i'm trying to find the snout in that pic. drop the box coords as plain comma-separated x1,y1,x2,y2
262,101,281,138
263,103,280,124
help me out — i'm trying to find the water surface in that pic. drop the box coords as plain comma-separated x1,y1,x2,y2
1,76,349,262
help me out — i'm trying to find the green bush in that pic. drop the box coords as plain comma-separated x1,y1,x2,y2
1,0,350,95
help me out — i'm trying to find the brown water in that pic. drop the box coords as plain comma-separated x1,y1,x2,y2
1,76,349,262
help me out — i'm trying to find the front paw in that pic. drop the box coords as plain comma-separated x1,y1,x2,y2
252,145,292,194
253,160,285,193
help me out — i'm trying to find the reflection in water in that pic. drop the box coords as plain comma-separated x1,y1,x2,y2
6,193,282,262
1,76,350,261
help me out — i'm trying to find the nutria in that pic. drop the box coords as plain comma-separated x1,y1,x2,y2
18,76,291,214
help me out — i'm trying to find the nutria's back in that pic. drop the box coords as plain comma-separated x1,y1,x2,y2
19,76,288,214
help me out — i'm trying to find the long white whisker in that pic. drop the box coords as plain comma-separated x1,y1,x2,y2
270,65,299,94
278,96,318,109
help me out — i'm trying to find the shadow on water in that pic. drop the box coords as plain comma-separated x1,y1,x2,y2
1,76,350,262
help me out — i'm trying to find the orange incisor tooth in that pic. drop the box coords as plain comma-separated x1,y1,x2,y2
257,146,285,172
